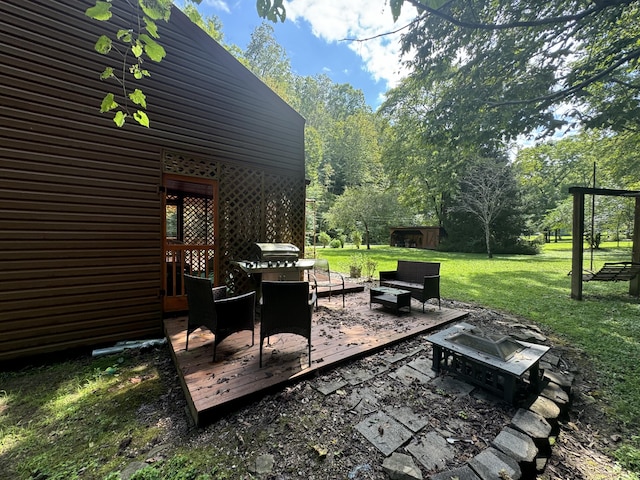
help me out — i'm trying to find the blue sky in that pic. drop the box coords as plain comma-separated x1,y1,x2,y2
185,0,420,109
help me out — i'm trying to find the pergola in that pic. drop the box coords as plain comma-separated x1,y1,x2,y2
569,186,640,300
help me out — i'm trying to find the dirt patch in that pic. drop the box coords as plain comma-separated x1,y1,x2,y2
138,293,633,479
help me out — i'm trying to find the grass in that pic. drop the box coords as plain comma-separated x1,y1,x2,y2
0,353,168,479
314,241,640,469
2,241,640,478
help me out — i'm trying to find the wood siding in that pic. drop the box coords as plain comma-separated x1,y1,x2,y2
0,1,305,360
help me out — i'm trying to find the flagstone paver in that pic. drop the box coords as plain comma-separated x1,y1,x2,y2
354,411,413,456
388,364,434,386
405,355,436,376
386,406,429,433
380,346,426,364
314,378,348,395
343,364,391,385
406,430,455,471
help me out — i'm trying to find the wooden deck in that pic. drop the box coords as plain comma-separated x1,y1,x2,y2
164,288,467,426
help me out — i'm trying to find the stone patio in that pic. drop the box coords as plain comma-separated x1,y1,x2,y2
312,326,573,479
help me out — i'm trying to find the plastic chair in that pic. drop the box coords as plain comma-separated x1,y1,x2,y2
259,281,316,367
184,274,255,361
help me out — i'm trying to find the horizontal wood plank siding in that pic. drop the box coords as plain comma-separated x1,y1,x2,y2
0,0,305,360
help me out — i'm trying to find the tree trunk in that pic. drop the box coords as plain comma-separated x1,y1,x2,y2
364,222,371,249
484,223,493,258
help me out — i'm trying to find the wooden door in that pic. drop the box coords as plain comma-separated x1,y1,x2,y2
162,174,218,312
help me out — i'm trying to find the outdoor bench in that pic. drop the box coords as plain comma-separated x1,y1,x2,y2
379,260,440,311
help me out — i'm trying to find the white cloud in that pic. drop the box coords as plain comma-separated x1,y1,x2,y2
284,0,418,90
202,0,231,14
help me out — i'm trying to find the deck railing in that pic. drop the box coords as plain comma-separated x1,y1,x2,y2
164,244,215,311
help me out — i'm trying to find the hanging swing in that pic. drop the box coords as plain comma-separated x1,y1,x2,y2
581,163,640,282
583,261,640,282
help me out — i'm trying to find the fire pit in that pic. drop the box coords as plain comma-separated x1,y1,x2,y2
426,322,550,404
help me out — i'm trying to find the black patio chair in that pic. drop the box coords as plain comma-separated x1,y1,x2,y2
184,274,255,362
308,258,345,309
259,281,316,368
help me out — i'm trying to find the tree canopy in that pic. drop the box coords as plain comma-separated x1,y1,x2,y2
394,0,640,138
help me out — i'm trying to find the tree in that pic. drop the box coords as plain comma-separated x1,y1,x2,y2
244,23,294,102
84,0,286,127
393,0,640,138
514,129,640,234
379,76,480,227
325,186,409,249
453,159,521,258
85,0,177,127
324,111,382,195
318,231,331,248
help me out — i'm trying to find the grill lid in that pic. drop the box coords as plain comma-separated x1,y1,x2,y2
253,243,300,261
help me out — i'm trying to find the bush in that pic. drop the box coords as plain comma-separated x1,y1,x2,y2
318,231,331,248
329,239,342,248
352,231,362,249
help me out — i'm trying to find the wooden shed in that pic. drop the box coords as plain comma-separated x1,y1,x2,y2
0,1,306,361
389,227,442,249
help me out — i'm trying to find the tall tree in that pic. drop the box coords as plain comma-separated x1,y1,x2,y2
454,159,520,258
394,0,640,138
324,111,382,195
244,23,294,103
325,186,410,249
379,76,476,226
514,129,640,233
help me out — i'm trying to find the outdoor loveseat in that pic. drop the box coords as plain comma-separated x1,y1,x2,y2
379,260,441,311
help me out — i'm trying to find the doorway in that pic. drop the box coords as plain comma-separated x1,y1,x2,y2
162,174,218,312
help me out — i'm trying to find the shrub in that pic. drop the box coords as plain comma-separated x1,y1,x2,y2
318,231,331,248
352,231,362,249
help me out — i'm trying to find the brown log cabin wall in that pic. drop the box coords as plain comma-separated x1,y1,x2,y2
0,1,306,361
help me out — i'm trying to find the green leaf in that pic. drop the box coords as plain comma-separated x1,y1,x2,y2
100,93,118,113
139,34,166,62
129,89,147,108
144,17,160,39
132,41,143,58
264,0,285,22
423,0,448,8
256,0,269,18
390,0,403,22
113,110,126,127
100,67,114,80
117,29,133,43
133,110,150,128
94,35,112,55
138,0,171,21
85,1,112,21
130,64,143,79
130,64,152,79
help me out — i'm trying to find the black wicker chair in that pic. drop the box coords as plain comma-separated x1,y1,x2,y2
184,274,255,362
259,281,316,368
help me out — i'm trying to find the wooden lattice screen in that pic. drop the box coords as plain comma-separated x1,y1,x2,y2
163,151,306,293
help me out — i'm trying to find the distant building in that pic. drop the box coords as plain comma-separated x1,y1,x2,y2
389,227,442,250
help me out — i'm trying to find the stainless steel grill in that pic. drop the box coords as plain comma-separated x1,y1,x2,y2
234,243,313,281
252,243,300,264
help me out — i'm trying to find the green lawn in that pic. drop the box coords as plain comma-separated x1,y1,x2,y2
314,241,640,465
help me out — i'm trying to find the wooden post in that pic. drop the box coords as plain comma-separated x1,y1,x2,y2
571,192,585,300
630,196,640,296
